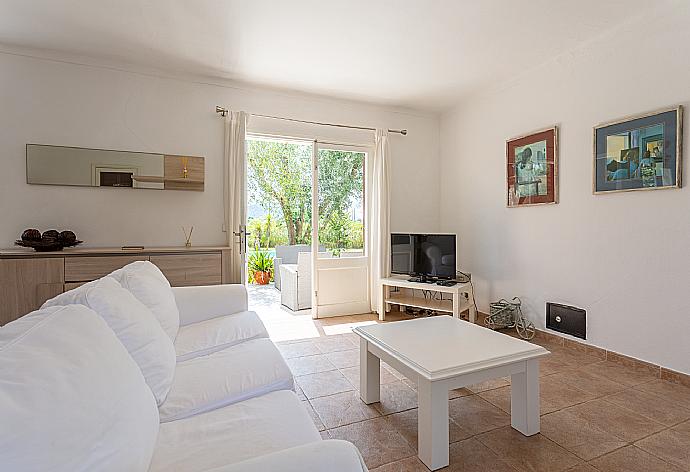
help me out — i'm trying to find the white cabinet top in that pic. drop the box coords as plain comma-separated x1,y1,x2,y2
353,316,549,381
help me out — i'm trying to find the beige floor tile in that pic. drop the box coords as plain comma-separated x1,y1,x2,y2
579,360,659,387
400,377,471,399
309,390,381,429
373,381,418,415
477,426,582,472
324,348,359,368
477,386,511,413
466,376,510,393
285,354,337,376
566,464,598,472
477,376,594,417
635,420,690,471
604,388,690,427
448,387,473,399
446,437,517,472
254,287,690,471
329,417,416,469
539,355,579,376
563,398,666,442
589,445,684,472
369,456,428,472
277,340,320,358
448,395,510,435
301,400,326,431
313,334,358,353
340,365,399,389
340,332,362,343
540,409,627,460
560,348,606,368
385,408,471,450
296,369,354,399
635,379,690,407
314,316,356,327
319,430,330,439
382,362,406,380
549,368,626,398
294,384,306,400
540,375,596,413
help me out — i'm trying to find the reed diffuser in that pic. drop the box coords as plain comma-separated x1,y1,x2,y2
182,226,194,247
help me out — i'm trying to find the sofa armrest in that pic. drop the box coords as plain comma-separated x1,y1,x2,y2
207,440,368,472
274,257,283,290
279,265,299,311
172,284,248,327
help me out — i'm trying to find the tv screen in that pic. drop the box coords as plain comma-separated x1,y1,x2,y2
391,233,456,279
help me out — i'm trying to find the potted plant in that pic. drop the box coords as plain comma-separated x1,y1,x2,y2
248,250,273,285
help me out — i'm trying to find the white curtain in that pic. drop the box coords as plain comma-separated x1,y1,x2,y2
368,129,391,313
223,111,248,284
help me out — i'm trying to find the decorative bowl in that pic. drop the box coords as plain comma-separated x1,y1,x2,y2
15,239,83,252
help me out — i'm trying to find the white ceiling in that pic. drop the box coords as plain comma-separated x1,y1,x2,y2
0,0,672,111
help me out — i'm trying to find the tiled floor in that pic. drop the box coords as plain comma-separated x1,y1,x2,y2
247,285,690,471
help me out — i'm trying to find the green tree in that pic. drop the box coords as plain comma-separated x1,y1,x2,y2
247,140,312,245
247,140,364,247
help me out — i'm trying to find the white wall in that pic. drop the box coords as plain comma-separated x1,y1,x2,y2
440,5,690,373
0,52,440,247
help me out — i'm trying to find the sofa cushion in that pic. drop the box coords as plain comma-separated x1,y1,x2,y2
0,305,159,472
43,277,176,405
174,310,269,362
207,440,367,472
150,390,319,471
159,337,293,422
109,261,180,341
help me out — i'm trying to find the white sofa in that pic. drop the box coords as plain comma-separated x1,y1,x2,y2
0,261,367,472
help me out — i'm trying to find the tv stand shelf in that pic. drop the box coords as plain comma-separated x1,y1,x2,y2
379,276,476,323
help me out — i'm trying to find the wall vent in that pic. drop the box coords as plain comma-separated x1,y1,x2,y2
546,303,586,339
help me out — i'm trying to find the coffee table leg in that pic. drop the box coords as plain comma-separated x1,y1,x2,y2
359,338,380,404
418,379,449,470
511,358,540,436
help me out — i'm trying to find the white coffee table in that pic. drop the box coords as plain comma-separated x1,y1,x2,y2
353,316,549,470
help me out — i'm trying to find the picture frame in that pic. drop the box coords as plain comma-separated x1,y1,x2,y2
593,106,683,194
506,126,558,207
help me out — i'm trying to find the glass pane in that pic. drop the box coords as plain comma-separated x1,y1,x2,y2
317,148,365,258
246,137,313,284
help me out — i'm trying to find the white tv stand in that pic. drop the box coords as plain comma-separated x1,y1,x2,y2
379,275,476,323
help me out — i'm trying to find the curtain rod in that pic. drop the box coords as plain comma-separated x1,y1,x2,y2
215,106,407,136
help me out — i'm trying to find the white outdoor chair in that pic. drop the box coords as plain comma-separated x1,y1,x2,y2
280,252,330,311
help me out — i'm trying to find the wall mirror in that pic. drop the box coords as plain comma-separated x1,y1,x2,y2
26,144,204,191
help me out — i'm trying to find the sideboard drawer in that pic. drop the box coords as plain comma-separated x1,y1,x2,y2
150,253,222,287
65,255,149,282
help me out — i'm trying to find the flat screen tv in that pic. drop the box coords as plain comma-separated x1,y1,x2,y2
391,233,456,280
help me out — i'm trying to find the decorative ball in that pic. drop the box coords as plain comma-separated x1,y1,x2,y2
58,230,77,245
41,229,59,242
21,228,42,242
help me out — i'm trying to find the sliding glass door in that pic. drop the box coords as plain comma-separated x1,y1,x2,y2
245,134,371,318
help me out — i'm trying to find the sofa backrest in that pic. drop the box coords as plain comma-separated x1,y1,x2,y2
275,244,325,264
109,261,180,341
0,304,159,472
42,276,177,405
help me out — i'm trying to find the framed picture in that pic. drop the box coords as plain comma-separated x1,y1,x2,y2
506,126,558,207
593,106,682,194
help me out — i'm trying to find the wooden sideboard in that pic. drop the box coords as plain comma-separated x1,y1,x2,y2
0,246,232,326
